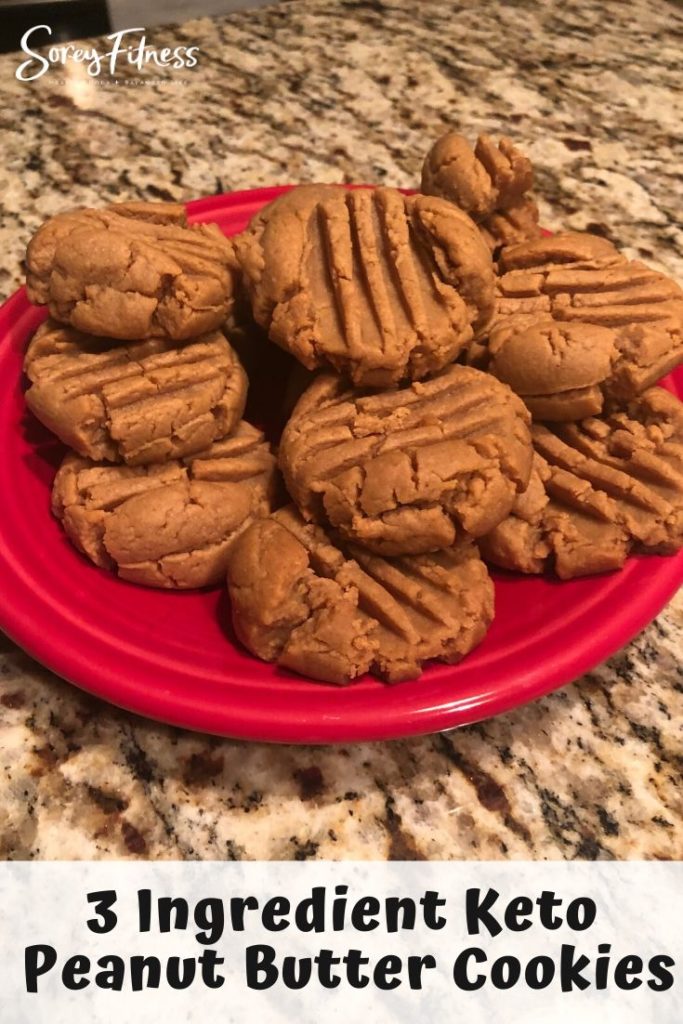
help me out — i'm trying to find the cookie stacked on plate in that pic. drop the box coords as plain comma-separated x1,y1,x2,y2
421,132,541,252
23,135,683,686
228,182,535,682
24,202,278,588
419,134,683,582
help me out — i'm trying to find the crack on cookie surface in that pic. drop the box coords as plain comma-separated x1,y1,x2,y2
480,388,683,578
227,506,494,684
26,203,237,341
52,422,277,589
279,363,533,556
235,185,495,387
24,320,248,465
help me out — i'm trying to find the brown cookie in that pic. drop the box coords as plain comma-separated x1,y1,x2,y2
26,202,238,341
487,318,618,420
25,319,248,465
52,422,277,588
478,196,542,252
235,184,494,387
226,505,494,684
279,364,533,556
489,232,683,408
480,387,683,579
421,133,541,251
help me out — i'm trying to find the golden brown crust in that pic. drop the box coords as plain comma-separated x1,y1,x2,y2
52,422,277,588
25,319,248,465
26,202,238,341
480,387,683,578
279,363,533,556
227,505,494,684
235,184,495,387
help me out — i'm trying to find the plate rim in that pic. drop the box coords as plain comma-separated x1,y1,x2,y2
0,187,681,744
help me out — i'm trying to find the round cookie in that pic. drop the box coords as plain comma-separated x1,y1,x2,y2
24,320,248,465
235,184,495,387
226,505,494,684
491,232,683,404
279,364,533,556
421,133,541,251
480,387,683,579
487,317,618,420
52,422,277,588
26,202,238,341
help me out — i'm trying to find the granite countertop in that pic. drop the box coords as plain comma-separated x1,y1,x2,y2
0,0,681,860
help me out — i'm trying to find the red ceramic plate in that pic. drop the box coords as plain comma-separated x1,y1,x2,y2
0,187,681,744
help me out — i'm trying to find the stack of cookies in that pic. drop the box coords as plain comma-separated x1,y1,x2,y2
23,136,683,686
24,201,278,589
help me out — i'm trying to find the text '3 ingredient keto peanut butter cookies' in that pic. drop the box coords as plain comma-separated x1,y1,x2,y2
227,505,494,684
485,232,683,416
421,133,541,252
52,422,277,589
26,201,238,341
235,184,495,387
480,387,683,579
279,364,533,556
24,320,248,465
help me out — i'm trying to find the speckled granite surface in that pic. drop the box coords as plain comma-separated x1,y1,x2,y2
0,0,682,860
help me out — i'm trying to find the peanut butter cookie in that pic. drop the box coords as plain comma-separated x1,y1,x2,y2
25,320,247,465
478,197,541,252
226,505,494,684
279,364,533,556
235,184,495,387
421,133,541,251
487,318,618,420
52,422,277,588
480,387,683,578
26,202,238,341
489,232,683,409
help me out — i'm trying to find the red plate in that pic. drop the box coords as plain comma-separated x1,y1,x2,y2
0,187,681,743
